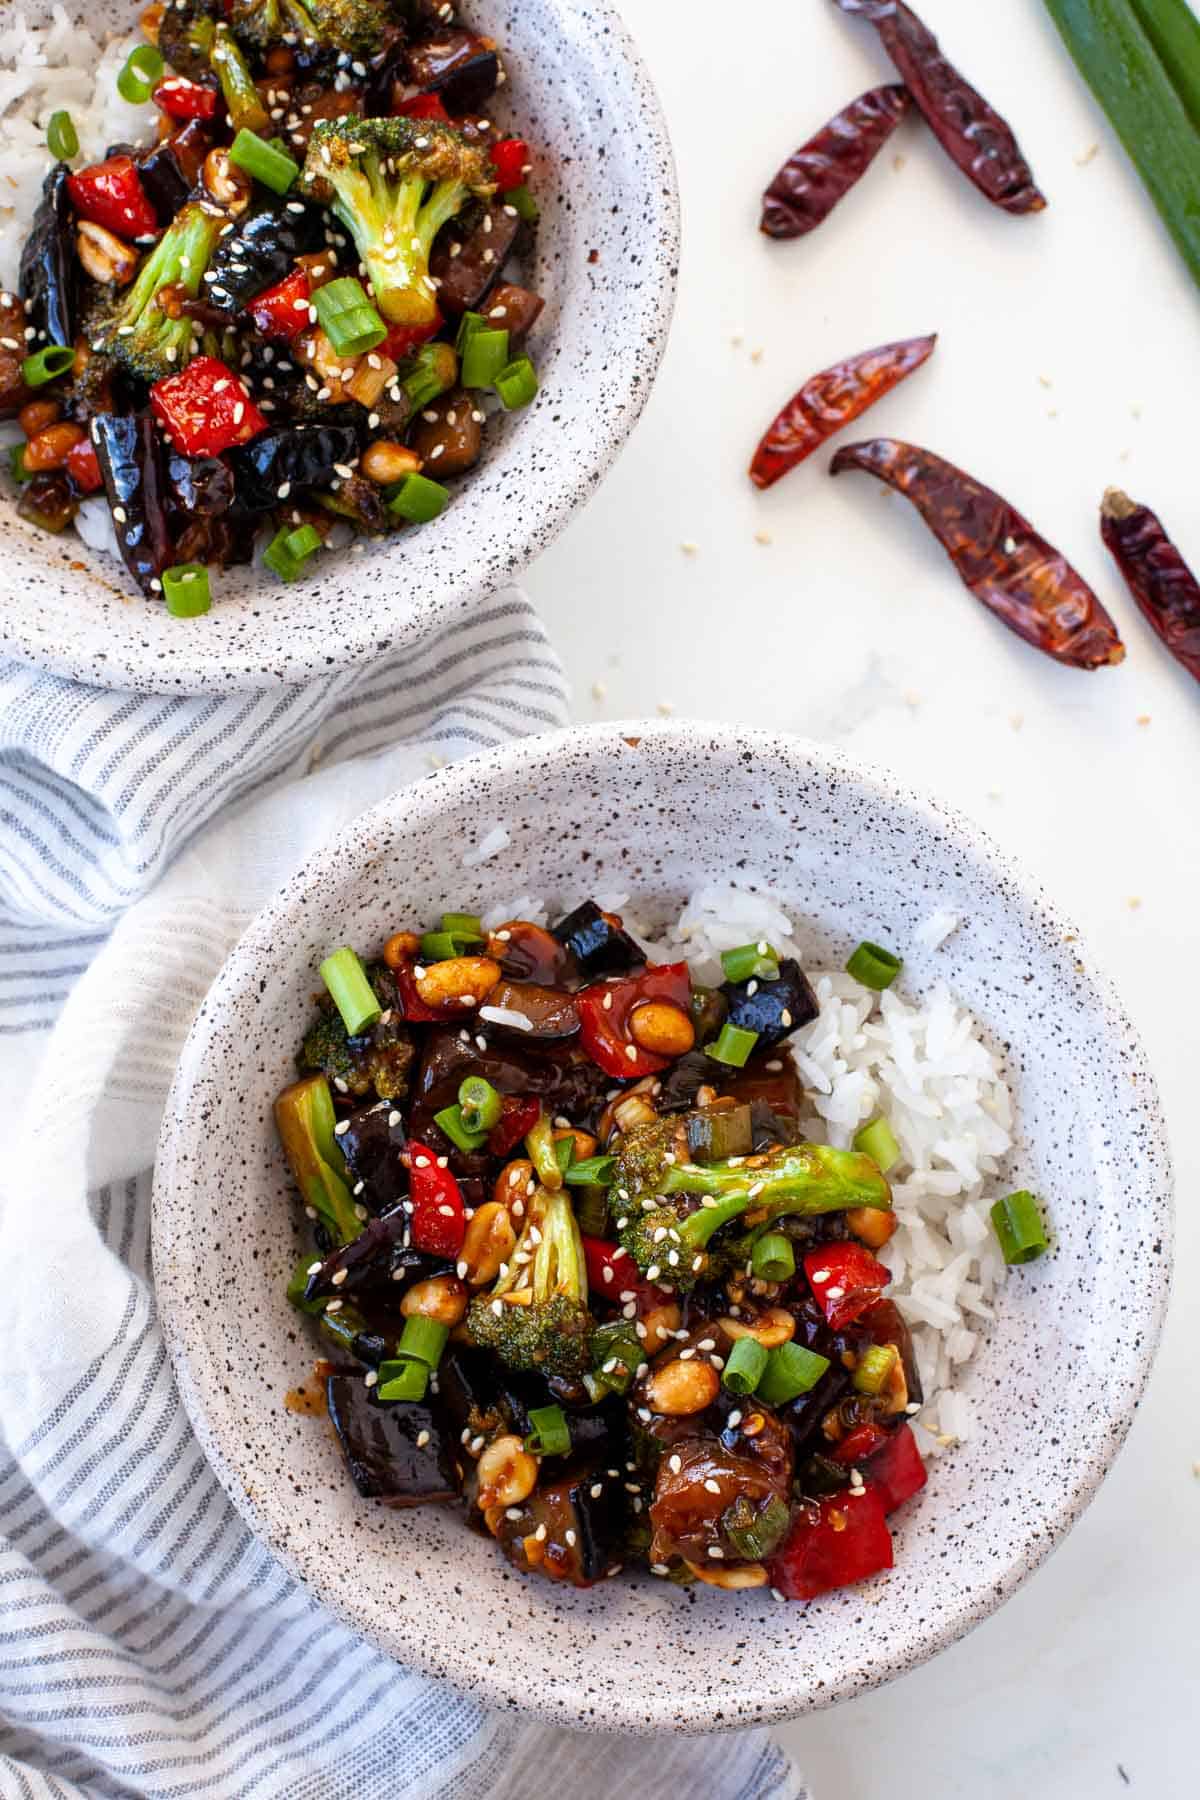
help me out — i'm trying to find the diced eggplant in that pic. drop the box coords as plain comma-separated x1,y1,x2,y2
686,1101,753,1163
648,1409,793,1569
317,1300,392,1367
436,1345,511,1445
18,165,78,354
551,901,642,977
483,979,579,1040
492,1462,626,1585
488,920,573,986
227,422,362,511
747,1097,792,1151
337,1098,408,1214
91,412,173,595
280,82,363,156
327,1374,463,1504
483,282,544,339
205,198,327,316
17,471,79,535
719,958,819,1048
315,472,390,536
689,984,728,1047
0,293,34,419
138,128,208,225
430,203,520,317
656,1049,714,1113
405,29,499,111
718,1053,805,1132
304,1209,448,1301
406,387,481,478
173,508,258,569
168,453,235,517
410,1026,610,1142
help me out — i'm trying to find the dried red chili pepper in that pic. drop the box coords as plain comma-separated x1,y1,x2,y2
749,335,935,491
832,0,1046,215
830,438,1125,670
1100,488,1200,685
761,84,911,238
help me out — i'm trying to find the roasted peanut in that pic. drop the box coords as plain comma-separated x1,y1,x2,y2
459,1202,516,1287
476,1433,538,1509
639,1300,681,1355
140,2,164,41
18,399,59,437
719,1306,795,1350
846,1205,899,1250
23,422,85,472
76,220,139,287
360,439,421,484
203,148,252,212
552,1126,597,1163
264,44,295,74
400,1274,468,1327
882,1356,909,1416
413,954,501,1010
382,930,422,968
494,1158,534,1212
685,1559,768,1590
644,1355,720,1417
629,1000,695,1058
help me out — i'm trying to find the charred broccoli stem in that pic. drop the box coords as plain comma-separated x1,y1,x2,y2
612,1121,892,1291
467,1184,593,1377
210,24,270,133
300,117,494,325
274,1072,361,1244
87,203,225,383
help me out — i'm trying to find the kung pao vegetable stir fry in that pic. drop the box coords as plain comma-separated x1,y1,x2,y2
6,0,543,612
275,903,962,1601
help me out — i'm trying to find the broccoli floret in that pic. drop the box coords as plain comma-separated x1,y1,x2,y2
299,981,415,1101
613,1121,893,1291
468,1185,593,1377
159,0,219,81
300,116,494,326
87,203,224,383
229,0,381,54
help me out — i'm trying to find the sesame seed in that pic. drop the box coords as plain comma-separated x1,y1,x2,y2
707,1546,725,1560
703,1478,721,1494
331,1268,348,1287
535,1523,547,1541
416,1429,431,1448
306,1261,322,1276
334,1120,350,1136
727,1410,743,1428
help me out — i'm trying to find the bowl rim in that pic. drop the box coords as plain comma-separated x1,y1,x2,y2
152,720,1174,1731
1,3,679,696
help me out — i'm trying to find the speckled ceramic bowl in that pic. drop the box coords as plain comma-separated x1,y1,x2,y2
0,1,677,694
153,722,1172,1731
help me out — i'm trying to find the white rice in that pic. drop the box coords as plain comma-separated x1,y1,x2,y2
0,8,155,290
480,872,1013,1456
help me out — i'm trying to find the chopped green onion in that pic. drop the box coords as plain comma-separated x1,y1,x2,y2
720,941,781,983
433,1103,489,1153
561,1154,616,1186
162,562,212,618
455,309,486,354
722,1492,791,1561
312,276,385,355
525,1403,570,1456
319,945,381,1036
846,940,903,990
117,44,163,103
990,1190,1048,1265
228,126,299,194
397,1315,449,1369
524,1109,563,1190
441,911,483,939
285,1253,325,1316
377,1358,428,1403
573,1185,609,1238
386,472,450,524
553,1135,576,1175
722,1335,769,1397
46,110,78,161
506,182,539,223
852,1342,900,1397
21,345,75,386
460,326,509,389
8,444,32,485
751,1233,795,1284
494,355,539,410
458,1075,501,1134
756,1341,831,1406
401,341,457,412
586,1320,640,1396
263,522,322,582
188,14,216,54
853,1116,901,1174
705,1022,760,1068
420,928,474,961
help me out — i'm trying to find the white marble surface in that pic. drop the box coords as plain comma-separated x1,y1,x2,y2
524,1,1200,1792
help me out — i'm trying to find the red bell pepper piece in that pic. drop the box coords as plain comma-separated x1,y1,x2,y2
863,1424,927,1513
246,267,312,342
831,1421,889,1468
406,1139,466,1256
487,1095,541,1158
576,961,692,1079
153,76,219,122
65,435,103,495
67,155,158,241
383,312,443,361
582,1236,670,1309
490,137,530,191
396,92,451,122
768,1488,893,1601
803,1242,891,1329
150,356,268,456
390,959,453,1023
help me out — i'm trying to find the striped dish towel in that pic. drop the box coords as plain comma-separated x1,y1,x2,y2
0,604,808,1799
